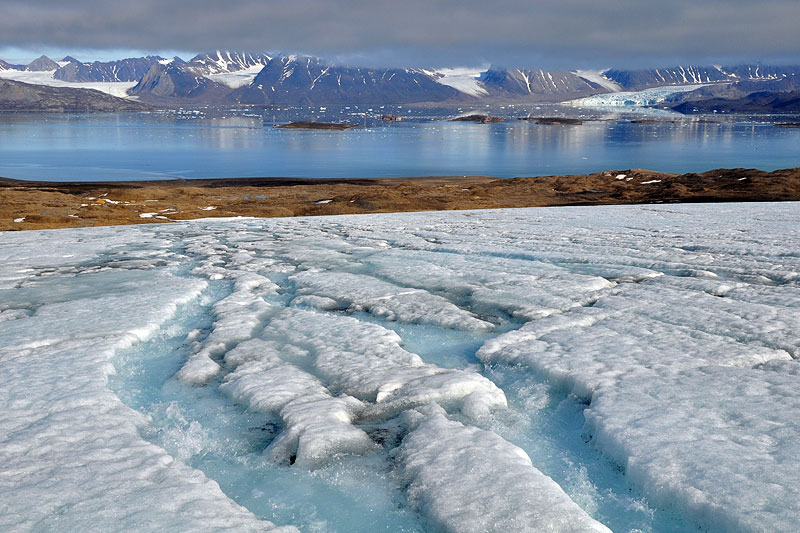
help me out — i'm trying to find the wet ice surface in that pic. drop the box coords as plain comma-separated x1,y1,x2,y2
2,203,799,532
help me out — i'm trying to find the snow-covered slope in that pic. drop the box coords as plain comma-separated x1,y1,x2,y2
53,56,163,82
423,67,489,97
0,69,137,98
206,64,268,89
187,50,272,75
574,69,622,92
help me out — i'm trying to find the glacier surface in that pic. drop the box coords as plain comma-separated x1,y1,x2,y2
565,84,707,108
1,202,799,532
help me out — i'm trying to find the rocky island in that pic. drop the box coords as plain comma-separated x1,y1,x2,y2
274,121,358,130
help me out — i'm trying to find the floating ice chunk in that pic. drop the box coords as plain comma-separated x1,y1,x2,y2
290,271,494,331
585,366,800,532
396,408,610,532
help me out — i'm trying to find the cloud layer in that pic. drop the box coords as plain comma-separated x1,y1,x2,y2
4,0,799,67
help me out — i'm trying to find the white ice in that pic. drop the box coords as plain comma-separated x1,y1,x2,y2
207,64,267,88
565,83,708,107
423,67,489,97
397,405,610,532
290,270,494,331
585,366,800,532
0,228,291,531
3,202,800,532
214,307,507,467
0,69,137,98
574,70,623,93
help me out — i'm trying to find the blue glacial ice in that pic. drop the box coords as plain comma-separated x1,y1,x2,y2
1,202,799,532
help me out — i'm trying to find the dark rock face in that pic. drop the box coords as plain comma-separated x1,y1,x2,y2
186,51,272,74
53,56,165,82
25,55,59,72
0,59,24,71
671,90,800,113
479,68,601,100
670,74,800,101
603,66,729,91
0,78,152,112
604,65,800,91
723,65,800,80
231,56,459,105
128,62,231,103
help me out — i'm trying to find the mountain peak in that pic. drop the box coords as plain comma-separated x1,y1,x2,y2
26,55,59,71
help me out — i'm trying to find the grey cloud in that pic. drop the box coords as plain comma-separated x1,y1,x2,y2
2,0,799,67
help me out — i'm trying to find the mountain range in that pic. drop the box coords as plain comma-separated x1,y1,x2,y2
2,50,800,110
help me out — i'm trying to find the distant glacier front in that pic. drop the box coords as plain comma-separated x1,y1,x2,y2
566,84,707,108
2,203,799,532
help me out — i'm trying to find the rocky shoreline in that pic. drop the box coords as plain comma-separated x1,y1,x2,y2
2,167,799,231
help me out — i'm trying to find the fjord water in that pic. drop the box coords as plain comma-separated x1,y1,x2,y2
1,107,799,181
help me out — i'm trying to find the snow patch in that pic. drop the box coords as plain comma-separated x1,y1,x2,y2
424,67,489,97
0,69,137,98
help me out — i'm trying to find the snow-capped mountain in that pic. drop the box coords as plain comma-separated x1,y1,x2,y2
128,61,231,102
602,64,800,91
3,49,800,108
185,51,272,75
479,67,603,99
182,51,274,89
53,56,166,82
229,55,459,105
0,59,24,71
25,55,60,72
723,64,800,81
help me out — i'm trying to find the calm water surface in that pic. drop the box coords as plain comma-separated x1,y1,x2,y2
1,106,798,181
